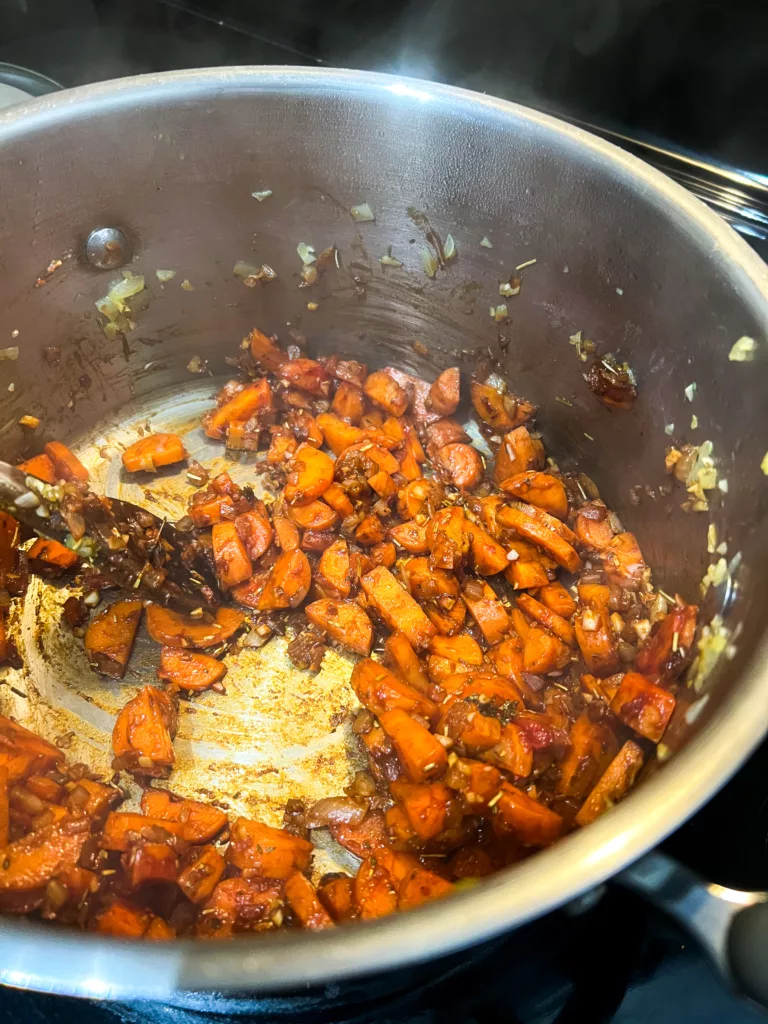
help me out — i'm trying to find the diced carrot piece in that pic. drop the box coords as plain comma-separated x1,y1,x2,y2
390,780,451,840
277,358,332,396
44,441,89,482
401,556,460,604
370,541,396,567
122,433,187,473
493,783,563,846
128,842,179,889
449,845,495,879
500,471,568,519
398,446,422,481
322,482,354,518
287,500,338,532
285,444,335,505
486,723,533,777
486,636,527,689
315,414,367,457
157,647,226,692
378,708,448,783
516,592,576,646
397,479,437,520
212,521,253,588
574,583,620,677
437,443,484,490
497,504,582,573
575,501,614,551
369,470,398,499
403,421,427,463
0,717,63,783
361,566,437,650
0,822,89,892
84,598,143,678
355,514,386,547
504,553,550,591
381,416,405,445
271,516,298,553
196,876,285,937
93,899,154,938
341,441,400,476
425,418,469,456
248,327,287,371
523,628,571,674
389,521,429,554
315,538,350,599
538,581,577,619
112,686,177,777
68,778,117,819
426,507,468,570
317,875,356,922
145,605,245,649
428,367,460,416
363,371,409,416
383,632,430,694
604,532,647,590
140,789,228,843
145,916,176,941
462,581,511,645
25,773,63,804
285,871,335,929
16,453,57,484
463,520,508,575
266,428,297,465
557,713,619,799
227,818,313,879
397,865,453,910
27,538,79,572
441,700,502,750
258,549,311,610
636,600,698,683
0,767,8,848
329,809,391,859
430,634,484,665
425,599,467,637
306,599,373,656
178,845,226,904
575,741,645,826
187,494,228,527
354,857,398,919
287,409,323,448
610,671,676,743
204,379,273,440
350,658,436,720
331,381,364,424
471,382,535,432
235,504,273,561
444,756,502,809
493,425,544,484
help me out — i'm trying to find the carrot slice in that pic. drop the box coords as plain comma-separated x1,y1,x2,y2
27,538,79,572
84,598,143,677
462,581,511,645
16,453,57,484
360,565,437,651
305,599,373,656
493,782,563,846
389,521,429,554
317,875,356,922
177,845,226,904
557,712,619,799
227,818,313,879
537,581,577,619
285,871,335,929
390,780,451,840
258,549,311,610
497,504,582,573
355,514,386,547
330,381,364,424
204,379,273,440
92,900,154,938
516,592,576,646
437,443,484,490
140,789,228,843
322,482,354,518
354,857,398,919
316,538,351,599
157,647,227,692
500,471,568,519
145,605,245,649
574,583,620,677
212,521,253,588
44,441,89,482
315,414,367,457
378,708,448,783
276,358,332,397
575,741,645,826
285,444,335,505
128,842,179,889
286,500,338,531
363,371,409,416
235,504,273,561
112,685,177,777
122,433,187,473
248,327,287,371
610,671,676,743
428,367,460,416
522,628,571,674
463,520,509,575
493,426,544,485
351,658,436,720
383,632,430,693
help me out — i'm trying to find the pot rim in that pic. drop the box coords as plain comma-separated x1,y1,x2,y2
0,65,767,1000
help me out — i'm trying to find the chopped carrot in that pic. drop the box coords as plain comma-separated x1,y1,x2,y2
354,857,398,919
273,515,300,552
361,566,437,650
92,899,154,938
212,521,253,588
122,433,187,473
537,581,577,619
287,409,324,448
112,685,177,777
487,722,533,778
397,479,437,520
0,822,89,893
227,818,313,879
575,501,614,550
128,842,179,889
84,598,143,677
574,583,620,677
351,658,436,720
0,716,63,782
305,598,373,656
369,469,398,499
463,520,509,575
315,414,367,457
430,633,484,665
178,845,226,904
383,632,430,694
610,671,676,743
381,416,405,445
444,756,502,809
342,441,400,476
504,548,550,590
516,592,576,646
317,875,356,922
389,521,429,554
391,780,451,840
157,647,226,692
266,428,297,465
370,541,396,567
145,605,245,649
497,504,582,573
636,600,698,683
329,808,391,859
603,532,647,590
471,382,535,431
285,444,335,505
401,556,460,605
322,481,355,518
355,514,386,547
493,782,563,846
16,453,57,484
276,358,332,396
493,425,544,485
575,741,645,826
403,421,426,463
363,371,409,416
331,381,364,424
140,789,227,843
25,773,63,804
397,865,454,910
378,708,448,783
204,379,274,440
235,504,273,561
248,327,288,371
145,916,176,941
557,713,619,799
437,443,484,490
424,598,467,637
68,778,117,819
523,628,571,674
500,471,568,519
486,636,526,689
258,549,311,610
27,538,79,572
285,871,335,929
44,441,89,482
287,499,338,531
428,367,460,416
462,581,511,645
426,506,468,570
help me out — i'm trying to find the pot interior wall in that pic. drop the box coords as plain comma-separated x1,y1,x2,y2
0,69,765,909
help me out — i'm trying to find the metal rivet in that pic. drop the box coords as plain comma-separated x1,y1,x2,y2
85,227,131,270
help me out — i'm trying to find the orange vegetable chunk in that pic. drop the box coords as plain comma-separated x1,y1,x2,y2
227,818,312,879
258,549,311,610
122,433,187,473
610,671,676,743
305,599,373,656
84,598,144,677
575,740,645,826
285,444,335,505
112,685,177,777
285,871,335,929
157,647,226,692
361,565,437,650
378,708,448,783
44,441,89,482
146,604,244,648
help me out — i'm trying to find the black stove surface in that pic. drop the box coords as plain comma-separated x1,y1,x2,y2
0,2,766,1021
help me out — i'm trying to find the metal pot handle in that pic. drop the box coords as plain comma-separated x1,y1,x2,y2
619,851,768,1008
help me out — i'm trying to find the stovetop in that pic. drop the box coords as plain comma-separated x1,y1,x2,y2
0,2,766,1020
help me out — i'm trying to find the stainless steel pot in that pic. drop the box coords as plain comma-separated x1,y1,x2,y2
0,67,767,1008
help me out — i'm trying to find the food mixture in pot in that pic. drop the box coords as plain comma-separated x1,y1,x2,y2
0,327,696,938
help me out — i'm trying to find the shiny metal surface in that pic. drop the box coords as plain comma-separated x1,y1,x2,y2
0,67,766,1001
85,226,133,269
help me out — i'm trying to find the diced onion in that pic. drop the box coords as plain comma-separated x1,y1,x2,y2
297,242,316,264
180,279,193,291
761,451,768,475
155,269,176,282
380,252,403,267
443,234,457,260
350,203,375,223
499,279,521,297
252,189,273,202
728,336,757,362
0,346,18,361
421,247,438,278
684,382,697,401
480,236,493,248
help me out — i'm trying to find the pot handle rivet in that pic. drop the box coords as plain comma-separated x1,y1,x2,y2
85,227,132,269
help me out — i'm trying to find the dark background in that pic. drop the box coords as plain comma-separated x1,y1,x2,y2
0,0,767,171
